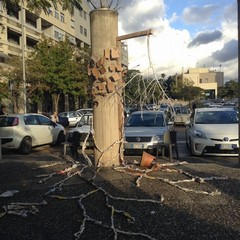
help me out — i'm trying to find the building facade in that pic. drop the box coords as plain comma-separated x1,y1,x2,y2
0,0,91,112
0,0,91,61
183,68,224,99
0,1,129,113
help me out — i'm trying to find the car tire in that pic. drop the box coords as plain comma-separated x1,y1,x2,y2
189,138,194,156
56,131,65,146
19,136,32,154
185,131,189,149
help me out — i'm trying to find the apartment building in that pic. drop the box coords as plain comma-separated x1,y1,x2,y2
0,0,91,61
183,68,224,99
0,1,129,112
0,0,91,112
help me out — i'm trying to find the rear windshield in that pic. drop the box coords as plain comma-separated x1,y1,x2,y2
0,116,16,127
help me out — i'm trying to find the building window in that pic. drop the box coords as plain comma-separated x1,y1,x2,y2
84,11,87,20
48,8,53,15
71,19,74,29
200,79,202,83
79,10,83,17
54,30,63,40
55,10,59,19
60,13,65,23
205,78,208,83
84,28,87,37
80,26,83,34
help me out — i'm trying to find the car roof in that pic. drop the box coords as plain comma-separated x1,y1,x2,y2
131,110,165,115
195,107,236,112
1,113,45,117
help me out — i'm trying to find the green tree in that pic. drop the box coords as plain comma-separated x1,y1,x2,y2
0,57,26,112
29,37,89,112
0,82,8,103
218,80,238,99
171,77,203,101
124,69,142,105
1,0,82,14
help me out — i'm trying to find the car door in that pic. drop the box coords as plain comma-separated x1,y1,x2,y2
36,115,54,144
68,112,80,126
24,115,44,146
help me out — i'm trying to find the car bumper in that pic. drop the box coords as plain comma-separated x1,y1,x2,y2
191,138,239,156
124,142,158,151
1,138,20,149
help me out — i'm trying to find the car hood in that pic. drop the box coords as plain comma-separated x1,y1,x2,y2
196,124,238,137
68,125,91,134
124,127,166,137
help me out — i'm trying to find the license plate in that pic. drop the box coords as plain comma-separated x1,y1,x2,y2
131,144,144,149
219,144,233,150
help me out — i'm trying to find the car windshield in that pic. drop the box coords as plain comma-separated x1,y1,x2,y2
195,111,239,124
174,106,190,114
125,113,165,127
78,115,92,126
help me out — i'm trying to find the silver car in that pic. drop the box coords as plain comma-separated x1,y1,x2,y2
124,111,173,154
58,111,82,127
185,108,239,156
67,113,93,148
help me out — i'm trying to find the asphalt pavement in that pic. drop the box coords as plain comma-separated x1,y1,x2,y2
0,127,239,240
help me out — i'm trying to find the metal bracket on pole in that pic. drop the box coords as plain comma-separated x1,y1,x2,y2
116,29,152,42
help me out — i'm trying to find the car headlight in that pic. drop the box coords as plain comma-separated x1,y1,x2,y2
153,135,163,142
193,130,207,139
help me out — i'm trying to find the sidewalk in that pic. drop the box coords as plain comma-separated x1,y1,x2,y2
0,147,239,240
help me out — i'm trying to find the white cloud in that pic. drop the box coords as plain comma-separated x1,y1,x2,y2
118,0,237,82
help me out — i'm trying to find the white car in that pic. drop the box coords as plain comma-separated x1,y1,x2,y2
76,108,93,116
58,111,82,127
185,108,239,156
173,106,191,126
124,111,173,155
0,113,66,154
67,113,93,148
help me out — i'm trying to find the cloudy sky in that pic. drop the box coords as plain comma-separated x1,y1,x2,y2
117,0,237,82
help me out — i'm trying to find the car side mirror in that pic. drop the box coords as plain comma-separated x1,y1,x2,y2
51,121,57,127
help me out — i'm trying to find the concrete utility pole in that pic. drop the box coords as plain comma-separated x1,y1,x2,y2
90,9,121,167
90,8,152,167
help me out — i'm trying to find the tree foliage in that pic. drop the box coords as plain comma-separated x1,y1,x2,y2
1,0,82,14
218,80,238,99
0,57,26,112
28,37,90,112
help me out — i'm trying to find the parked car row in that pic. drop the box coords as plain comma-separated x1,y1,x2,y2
1,106,238,157
67,106,239,158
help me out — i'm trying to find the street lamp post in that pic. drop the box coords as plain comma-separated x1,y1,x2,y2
21,0,27,113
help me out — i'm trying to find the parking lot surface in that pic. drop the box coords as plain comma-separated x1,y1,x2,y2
0,130,239,240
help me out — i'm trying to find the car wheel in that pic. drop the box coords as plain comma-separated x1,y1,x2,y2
56,131,65,146
19,136,32,154
189,138,194,156
185,131,189,148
